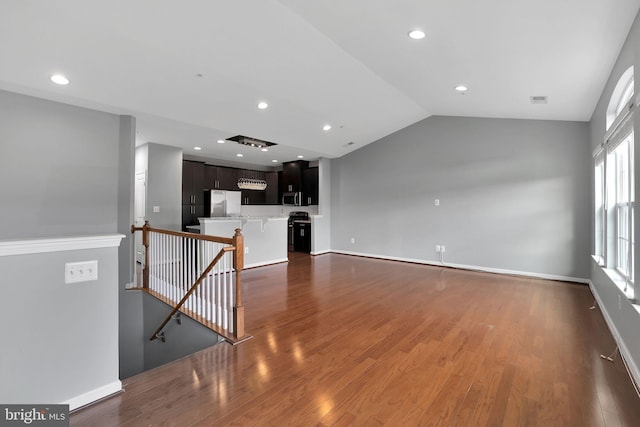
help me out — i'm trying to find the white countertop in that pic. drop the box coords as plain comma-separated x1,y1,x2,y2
200,216,286,221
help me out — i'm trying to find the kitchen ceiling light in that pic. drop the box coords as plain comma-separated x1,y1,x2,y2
257,101,269,109
261,148,269,152
323,124,332,131
408,29,426,40
455,85,468,93
236,153,244,157
217,139,225,144
50,74,69,85
272,160,278,163
194,146,202,151
297,155,304,159
228,134,277,149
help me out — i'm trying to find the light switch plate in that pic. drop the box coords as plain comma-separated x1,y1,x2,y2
65,260,98,284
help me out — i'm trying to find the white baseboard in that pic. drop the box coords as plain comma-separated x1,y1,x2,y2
588,281,640,391
244,258,289,270
64,380,122,411
330,250,589,284
310,249,331,256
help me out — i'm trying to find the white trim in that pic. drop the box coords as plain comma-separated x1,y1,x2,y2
0,234,125,257
593,142,605,158
64,380,122,411
589,281,640,392
244,257,289,269
310,249,331,256
330,250,589,284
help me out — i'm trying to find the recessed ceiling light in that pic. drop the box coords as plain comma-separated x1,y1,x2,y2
408,29,426,40
323,124,332,131
236,153,244,157
261,148,269,152
455,85,468,93
217,139,225,144
257,101,268,110
297,155,304,159
272,159,278,163
194,146,202,151
50,74,69,85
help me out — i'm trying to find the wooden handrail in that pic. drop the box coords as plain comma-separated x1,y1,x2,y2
131,221,235,245
131,221,249,343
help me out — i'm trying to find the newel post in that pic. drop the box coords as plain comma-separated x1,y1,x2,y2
142,220,150,290
232,228,245,338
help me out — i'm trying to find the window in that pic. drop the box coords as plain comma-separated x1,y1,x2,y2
595,66,635,301
609,133,634,280
594,153,605,263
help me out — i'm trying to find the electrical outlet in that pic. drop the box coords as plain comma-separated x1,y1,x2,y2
65,260,98,284
441,245,446,253
245,247,249,254
153,206,160,213
434,199,440,206
350,237,355,244
435,245,441,252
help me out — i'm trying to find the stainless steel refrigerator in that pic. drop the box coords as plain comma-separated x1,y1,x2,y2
205,190,242,217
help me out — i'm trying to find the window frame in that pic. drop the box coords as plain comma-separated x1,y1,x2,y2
595,66,635,301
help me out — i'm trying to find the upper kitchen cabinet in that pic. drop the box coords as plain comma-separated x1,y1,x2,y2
182,160,205,205
303,167,319,205
265,171,279,204
217,166,240,190
205,165,239,191
281,160,309,193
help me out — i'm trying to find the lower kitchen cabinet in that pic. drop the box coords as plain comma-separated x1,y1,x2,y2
182,204,203,231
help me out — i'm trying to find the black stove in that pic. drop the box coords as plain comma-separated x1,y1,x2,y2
288,211,311,252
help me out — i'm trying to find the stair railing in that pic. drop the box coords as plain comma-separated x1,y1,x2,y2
131,221,250,344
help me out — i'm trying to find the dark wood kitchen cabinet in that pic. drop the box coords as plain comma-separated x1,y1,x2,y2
281,160,309,193
182,161,205,230
182,161,205,205
265,171,279,204
303,167,319,205
241,189,266,205
205,165,239,191
182,204,204,230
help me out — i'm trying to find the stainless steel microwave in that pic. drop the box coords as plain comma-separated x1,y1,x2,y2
282,191,302,206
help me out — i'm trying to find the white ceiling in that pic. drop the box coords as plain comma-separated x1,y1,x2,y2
1,0,638,167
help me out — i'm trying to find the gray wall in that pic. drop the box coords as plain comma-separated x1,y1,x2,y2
588,12,640,384
142,293,220,371
0,246,120,406
0,90,120,239
311,157,331,254
331,115,591,280
0,90,125,405
118,116,144,379
136,142,182,231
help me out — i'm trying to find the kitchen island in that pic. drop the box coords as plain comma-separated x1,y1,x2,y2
199,216,288,269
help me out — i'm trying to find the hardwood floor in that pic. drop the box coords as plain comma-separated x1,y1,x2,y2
72,253,640,426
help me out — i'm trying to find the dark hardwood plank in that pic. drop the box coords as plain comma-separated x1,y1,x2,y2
71,254,640,426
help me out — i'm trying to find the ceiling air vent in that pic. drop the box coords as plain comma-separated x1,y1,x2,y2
530,96,548,104
227,135,277,149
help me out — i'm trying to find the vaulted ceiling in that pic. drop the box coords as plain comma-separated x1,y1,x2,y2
1,0,638,166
